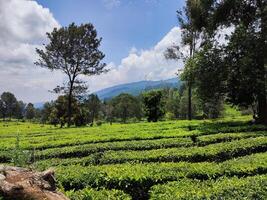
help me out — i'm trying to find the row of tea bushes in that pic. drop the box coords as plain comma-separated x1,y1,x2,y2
150,175,267,200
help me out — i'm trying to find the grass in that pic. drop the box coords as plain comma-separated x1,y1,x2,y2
0,116,267,199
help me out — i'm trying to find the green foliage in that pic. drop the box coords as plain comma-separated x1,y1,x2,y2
224,25,263,108
150,175,267,200
179,87,200,119
66,188,131,200
54,152,267,200
83,94,101,124
110,93,143,123
143,90,165,122
0,92,18,120
185,0,267,123
9,133,31,167
35,23,107,126
25,103,36,120
182,42,225,119
163,88,180,119
97,136,267,165
95,121,102,126
51,95,69,127
223,104,242,118
0,117,267,199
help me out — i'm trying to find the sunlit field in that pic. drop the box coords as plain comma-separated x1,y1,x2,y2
1,116,267,199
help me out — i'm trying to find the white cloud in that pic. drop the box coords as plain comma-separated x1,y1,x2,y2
102,0,121,9
87,27,183,92
0,0,184,103
88,26,235,94
0,0,61,103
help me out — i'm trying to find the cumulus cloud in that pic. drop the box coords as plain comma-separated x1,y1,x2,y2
0,0,184,102
87,27,183,92
0,0,61,102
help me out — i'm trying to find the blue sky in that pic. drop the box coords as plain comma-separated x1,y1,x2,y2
0,0,185,102
36,0,184,64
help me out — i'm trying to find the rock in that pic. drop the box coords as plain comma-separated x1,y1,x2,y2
0,165,69,200
0,174,5,181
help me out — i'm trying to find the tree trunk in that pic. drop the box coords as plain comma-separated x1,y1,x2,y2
188,36,194,121
91,111,95,125
257,94,267,124
67,83,74,127
257,0,267,125
188,82,192,120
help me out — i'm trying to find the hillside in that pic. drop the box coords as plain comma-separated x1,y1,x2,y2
1,117,267,199
33,78,181,108
95,77,180,100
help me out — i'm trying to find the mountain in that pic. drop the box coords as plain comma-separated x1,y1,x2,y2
95,77,181,100
34,102,45,109
33,78,181,107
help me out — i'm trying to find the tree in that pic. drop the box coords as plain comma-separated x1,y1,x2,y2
163,88,181,119
52,96,69,128
0,100,4,120
41,102,54,123
188,0,267,123
15,101,26,120
224,25,265,120
73,106,87,127
0,92,18,120
111,93,143,123
83,94,101,125
25,103,36,120
165,0,203,120
143,90,165,122
183,42,225,119
103,102,114,125
35,23,107,127
179,87,200,119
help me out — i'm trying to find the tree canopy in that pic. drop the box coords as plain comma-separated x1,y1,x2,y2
178,0,267,124
35,23,107,127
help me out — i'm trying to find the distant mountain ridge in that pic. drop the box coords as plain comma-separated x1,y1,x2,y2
95,77,181,100
34,78,181,107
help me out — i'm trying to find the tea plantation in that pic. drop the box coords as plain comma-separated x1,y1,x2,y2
1,116,267,199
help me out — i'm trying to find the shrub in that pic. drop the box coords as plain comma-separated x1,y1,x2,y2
66,188,131,200
96,121,102,126
9,134,31,167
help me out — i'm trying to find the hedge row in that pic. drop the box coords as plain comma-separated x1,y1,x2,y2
66,188,131,200
2,120,265,151
99,136,267,164
150,175,267,200
55,152,267,199
32,136,267,168
34,132,260,161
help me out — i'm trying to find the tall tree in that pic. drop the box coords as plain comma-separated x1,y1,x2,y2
163,88,181,119
15,101,26,120
25,103,36,120
35,23,107,127
83,94,101,125
165,0,203,120
0,100,4,120
189,0,267,123
40,102,54,123
111,93,142,123
0,92,18,120
52,96,68,128
182,41,225,118
143,90,165,122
